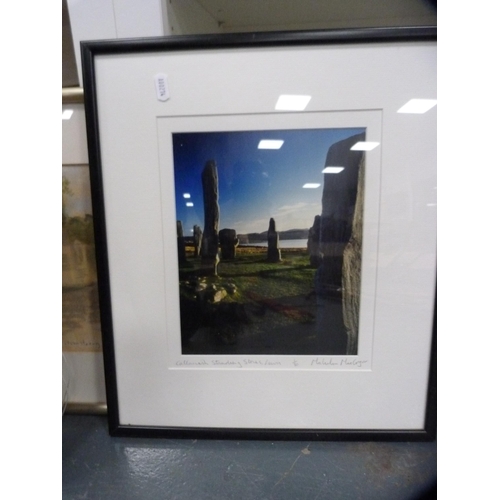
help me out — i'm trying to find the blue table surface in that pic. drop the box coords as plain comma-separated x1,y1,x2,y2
62,414,436,500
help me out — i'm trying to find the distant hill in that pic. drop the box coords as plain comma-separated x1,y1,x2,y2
182,228,310,245
238,228,309,244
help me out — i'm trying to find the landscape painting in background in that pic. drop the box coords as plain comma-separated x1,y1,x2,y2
173,128,366,356
62,165,102,353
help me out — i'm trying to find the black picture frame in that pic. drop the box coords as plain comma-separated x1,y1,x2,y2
82,27,436,440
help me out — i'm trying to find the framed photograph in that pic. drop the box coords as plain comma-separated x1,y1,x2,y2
82,27,436,439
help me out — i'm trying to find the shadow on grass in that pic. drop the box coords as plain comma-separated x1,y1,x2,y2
180,291,348,355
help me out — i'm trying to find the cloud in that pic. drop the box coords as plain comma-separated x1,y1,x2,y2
276,202,321,217
277,202,308,214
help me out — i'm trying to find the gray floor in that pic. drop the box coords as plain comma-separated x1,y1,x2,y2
62,415,436,499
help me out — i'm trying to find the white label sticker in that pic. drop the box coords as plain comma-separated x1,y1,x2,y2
155,73,169,102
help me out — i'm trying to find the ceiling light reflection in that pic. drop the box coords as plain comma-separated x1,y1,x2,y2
186,202,194,207
322,166,344,174
397,99,437,114
350,142,379,151
303,183,321,189
275,95,311,111
258,140,284,149
62,109,74,120
183,193,191,198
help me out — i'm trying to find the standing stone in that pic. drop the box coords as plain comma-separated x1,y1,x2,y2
307,215,322,268
267,218,281,262
200,160,220,275
193,225,202,258
219,228,239,260
314,133,365,355
317,132,365,295
342,156,365,355
177,220,186,263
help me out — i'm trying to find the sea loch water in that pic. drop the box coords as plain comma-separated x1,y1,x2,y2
240,238,308,249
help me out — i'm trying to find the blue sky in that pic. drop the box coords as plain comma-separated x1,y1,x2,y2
172,128,364,235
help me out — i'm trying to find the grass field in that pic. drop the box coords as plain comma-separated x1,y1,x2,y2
178,247,347,355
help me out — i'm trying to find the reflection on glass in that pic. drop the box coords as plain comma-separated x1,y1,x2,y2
275,94,311,111
350,141,379,151
322,166,344,174
397,98,437,114
258,139,284,149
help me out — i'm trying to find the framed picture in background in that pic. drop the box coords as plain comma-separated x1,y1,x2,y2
82,28,436,439
62,88,106,412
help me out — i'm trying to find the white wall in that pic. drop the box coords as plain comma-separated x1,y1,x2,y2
67,0,166,86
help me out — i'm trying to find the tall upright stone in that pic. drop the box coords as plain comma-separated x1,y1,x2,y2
267,218,281,262
307,215,322,268
342,156,365,355
316,132,365,295
200,160,220,275
193,225,202,258
314,132,365,355
177,220,186,263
